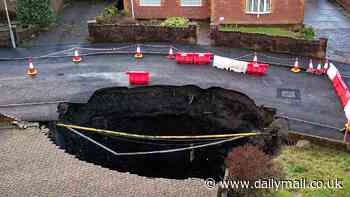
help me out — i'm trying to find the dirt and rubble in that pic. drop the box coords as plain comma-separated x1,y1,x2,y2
50,85,279,180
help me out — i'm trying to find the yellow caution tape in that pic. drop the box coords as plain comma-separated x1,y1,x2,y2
56,123,258,140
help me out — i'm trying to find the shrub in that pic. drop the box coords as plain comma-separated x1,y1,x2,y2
120,10,130,17
17,0,55,27
298,26,315,40
225,145,283,196
102,5,118,18
96,6,134,24
160,17,189,28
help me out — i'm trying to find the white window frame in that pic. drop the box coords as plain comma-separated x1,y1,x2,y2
245,0,271,14
140,0,161,6
181,0,202,7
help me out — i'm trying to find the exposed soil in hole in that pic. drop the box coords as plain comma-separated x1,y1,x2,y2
49,85,279,180
0,113,15,126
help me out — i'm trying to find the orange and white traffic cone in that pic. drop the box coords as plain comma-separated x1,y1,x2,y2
252,52,258,63
134,45,143,59
26,57,38,78
168,47,175,59
306,59,314,73
323,59,329,74
291,58,301,73
72,48,82,64
315,62,322,75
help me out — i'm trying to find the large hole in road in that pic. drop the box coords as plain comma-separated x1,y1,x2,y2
49,85,278,180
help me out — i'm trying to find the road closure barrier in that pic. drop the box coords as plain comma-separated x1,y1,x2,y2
176,52,194,64
246,62,269,76
326,63,350,142
175,52,213,65
193,53,213,64
126,71,150,85
213,55,269,76
213,55,248,73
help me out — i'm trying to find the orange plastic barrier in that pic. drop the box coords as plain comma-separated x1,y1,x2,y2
126,71,150,85
246,63,269,76
193,53,213,65
175,52,194,64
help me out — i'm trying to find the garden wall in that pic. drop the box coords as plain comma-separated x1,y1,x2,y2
210,25,327,59
88,20,198,44
0,25,39,47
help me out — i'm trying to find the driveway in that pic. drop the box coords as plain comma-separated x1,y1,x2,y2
304,0,350,63
25,1,108,46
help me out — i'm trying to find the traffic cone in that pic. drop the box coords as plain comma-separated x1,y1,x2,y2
252,52,258,63
168,47,175,59
315,62,322,75
72,48,82,64
26,57,38,78
323,59,329,74
291,58,301,73
306,59,314,73
134,45,143,59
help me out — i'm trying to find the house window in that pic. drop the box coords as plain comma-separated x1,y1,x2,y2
181,0,202,6
246,0,271,14
140,0,161,6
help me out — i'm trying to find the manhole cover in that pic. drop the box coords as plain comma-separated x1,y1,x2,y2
277,88,301,100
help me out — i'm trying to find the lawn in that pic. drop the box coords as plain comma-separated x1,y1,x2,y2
218,25,315,40
273,144,350,197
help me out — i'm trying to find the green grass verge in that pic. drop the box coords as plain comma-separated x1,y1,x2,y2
273,144,350,197
219,26,315,40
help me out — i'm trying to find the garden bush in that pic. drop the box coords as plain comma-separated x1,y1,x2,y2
225,145,283,196
17,0,55,27
102,5,118,18
297,26,315,40
161,17,189,28
96,6,135,24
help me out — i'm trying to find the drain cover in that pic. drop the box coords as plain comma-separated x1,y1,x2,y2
277,88,301,100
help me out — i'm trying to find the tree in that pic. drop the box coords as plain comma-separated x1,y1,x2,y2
17,0,55,27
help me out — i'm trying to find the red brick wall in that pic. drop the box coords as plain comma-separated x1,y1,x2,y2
124,0,210,19
211,0,304,25
334,0,350,12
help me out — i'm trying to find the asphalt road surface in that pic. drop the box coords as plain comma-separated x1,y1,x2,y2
0,45,347,141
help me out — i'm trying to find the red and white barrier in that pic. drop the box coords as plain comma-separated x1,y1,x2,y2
213,55,248,73
326,63,350,142
213,55,268,76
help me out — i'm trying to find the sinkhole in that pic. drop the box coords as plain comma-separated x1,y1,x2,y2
49,85,279,180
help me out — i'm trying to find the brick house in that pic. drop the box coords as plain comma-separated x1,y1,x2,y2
123,0,304,25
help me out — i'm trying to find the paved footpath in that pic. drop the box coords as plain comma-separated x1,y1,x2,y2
0,127,215,197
